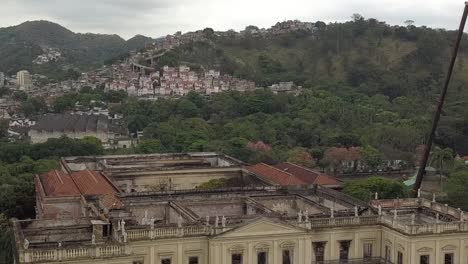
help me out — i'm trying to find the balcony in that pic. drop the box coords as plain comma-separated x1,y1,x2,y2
312,257,393,264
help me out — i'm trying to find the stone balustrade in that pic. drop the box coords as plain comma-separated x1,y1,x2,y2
127,225,209,241
18,204,468,263
21,244,131,263
378,214,468,235
293,215,379,230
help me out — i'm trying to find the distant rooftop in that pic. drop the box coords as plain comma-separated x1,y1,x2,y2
32,113,110,133
247,162,341,187
62,152,244,173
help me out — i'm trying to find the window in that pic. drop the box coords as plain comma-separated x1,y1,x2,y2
363,243,372,260
161,258,171,264
397,251,403,264
232,253,242,264
444,253,453,264
385,246,391,263
282,249,293,264
420,255,430,264
257,251,267,264
339,241,351,262
313,242,326,263
189,256,199,264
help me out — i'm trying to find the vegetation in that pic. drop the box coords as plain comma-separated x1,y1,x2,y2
52,86,127,113
116,89,429,167
3,16,468,261
0,135,106,263
343,177,408,201
0,20,153,76
445,170,468,210
0,137,104,217
154,17,468,157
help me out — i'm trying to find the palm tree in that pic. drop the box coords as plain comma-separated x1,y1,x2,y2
431,147,454,186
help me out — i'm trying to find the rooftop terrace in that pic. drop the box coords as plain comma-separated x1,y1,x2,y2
13,183,468,263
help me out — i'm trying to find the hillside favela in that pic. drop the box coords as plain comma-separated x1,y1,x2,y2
3,1,468,264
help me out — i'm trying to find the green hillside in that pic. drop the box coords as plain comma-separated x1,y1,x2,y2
0,21,154,76
154,18,468,154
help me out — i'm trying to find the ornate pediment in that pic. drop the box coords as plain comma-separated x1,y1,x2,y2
397,243,405,252
216,217,306,238
442,245,456,251
417,247,433,253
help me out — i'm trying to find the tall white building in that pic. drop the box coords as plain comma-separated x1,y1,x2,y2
0,72,4,88
16,70,32,89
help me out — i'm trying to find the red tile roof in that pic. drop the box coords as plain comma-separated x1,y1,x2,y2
39,170,81,197
273,162,341,186
70,170,117,196
247,163,307,186
38,169,122,209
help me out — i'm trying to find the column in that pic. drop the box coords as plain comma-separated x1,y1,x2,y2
459,239,464,264
329,233,336,261
221,243,227,264
304,238,312,264
248,242,253,264
273,240,279,264
177,243,183,264
298,238,305,264
354,231,360,258
150,246,155,264
435,240,440,264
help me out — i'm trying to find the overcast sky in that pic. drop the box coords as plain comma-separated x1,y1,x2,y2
0,0,464,39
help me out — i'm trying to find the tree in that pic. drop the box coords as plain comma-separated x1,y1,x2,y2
343,177,408,201
404,20,415,27
0,119,8,139
20,97,48,117
53,95,75,113
445,170,468,210
202,28,215,38
360,145,383,170
431,147,454,185
136,139,162,154
245,25,259,31
333,134,361,148
322,147,362,174
12,91,27,101
287,148,316,168
197,178,227,190
176,99,199,118
351,13,364,22
0,214,14,264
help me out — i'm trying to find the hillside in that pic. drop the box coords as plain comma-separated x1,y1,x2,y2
0,21,154,76
155,19,468,154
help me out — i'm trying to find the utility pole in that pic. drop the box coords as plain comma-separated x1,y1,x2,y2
412,2,468,196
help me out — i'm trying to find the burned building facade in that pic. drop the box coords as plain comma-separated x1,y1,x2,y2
11,153,468,264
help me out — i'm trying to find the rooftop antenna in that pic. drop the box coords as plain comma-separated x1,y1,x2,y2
413,2,468,196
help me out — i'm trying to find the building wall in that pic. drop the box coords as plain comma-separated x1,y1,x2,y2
125,227,468,264
29,130,110,144
17,70,32,89
18,222,468,264
40,199,83,219
114,169,246,191
381,226,468,264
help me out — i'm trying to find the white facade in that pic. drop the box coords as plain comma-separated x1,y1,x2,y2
17,70,32,90
0,72,5,88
